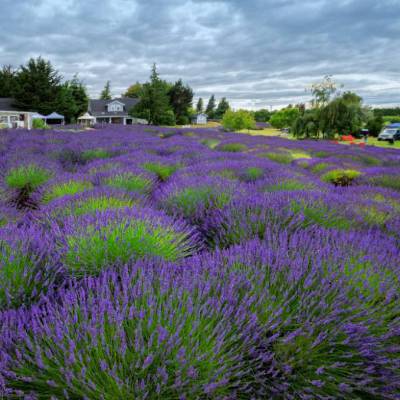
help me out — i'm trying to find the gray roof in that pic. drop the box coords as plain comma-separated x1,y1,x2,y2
88,97,139,117
0,98,18,111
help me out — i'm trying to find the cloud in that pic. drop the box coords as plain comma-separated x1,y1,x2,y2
0,0,399,108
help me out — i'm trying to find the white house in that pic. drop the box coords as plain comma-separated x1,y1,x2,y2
0,98,35,129
192,113,208,125
83,98,147,125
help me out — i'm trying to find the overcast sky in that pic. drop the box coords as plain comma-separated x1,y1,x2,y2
0,0,399,109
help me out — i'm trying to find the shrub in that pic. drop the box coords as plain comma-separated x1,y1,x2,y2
212,169,237,180
82,149,111,161
57,148,87,171
241,167,264,182
32,118,47,129
0,227,58,310
142,162,180,181
44,180,93,202
370,175,400,191
159,131,180,139
104,173,153,194
0,265,262,399
311,162,330,173
262,152,293,164
5,165,51,191
166,186,231,219
321,169,361,187
201,138,220,149
291,200,353,230
5,165,52,209
48,191,136,218
218,143,248,153
314,151,329,158
60,208,198,277
159,110,176,126
265,179,313,192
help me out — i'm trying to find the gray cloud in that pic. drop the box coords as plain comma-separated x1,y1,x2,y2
0,0,399,108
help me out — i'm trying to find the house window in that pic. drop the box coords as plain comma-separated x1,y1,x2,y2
107,102,123,112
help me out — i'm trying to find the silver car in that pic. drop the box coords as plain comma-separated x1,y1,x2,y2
378,128,400,141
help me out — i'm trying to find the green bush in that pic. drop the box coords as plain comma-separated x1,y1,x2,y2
265,179,313,192
55,196,135,217
291,201,353,230
311,162,330,174
242,167,264,182
32,118,47,129
44,180,93,202
105,173,153,194
370,175,400,191
218,143,248,153
222,109,255,131
167,186,231,218
64,219,194,276
201,138,220,149
5,165,51,191
142,163,180,181
321,169,361,187
159,110,176,126
82,149,111,161
262,152,293,164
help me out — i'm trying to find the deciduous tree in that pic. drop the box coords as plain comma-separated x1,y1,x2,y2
222,109,255,131
124,82,142,98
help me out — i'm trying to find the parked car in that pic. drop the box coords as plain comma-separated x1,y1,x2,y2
377,127,400,141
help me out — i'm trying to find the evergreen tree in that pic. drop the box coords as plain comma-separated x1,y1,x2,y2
131,64,174,125
205,95,216,119
55,82,78,123
13,57,62,115
196,98,204,113
69,75,89,119
100,81,112,100
124,82,142,98
0,65,17,98
168,79,193,125
214,97,230,119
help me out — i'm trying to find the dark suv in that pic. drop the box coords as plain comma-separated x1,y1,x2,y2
378,128,400,141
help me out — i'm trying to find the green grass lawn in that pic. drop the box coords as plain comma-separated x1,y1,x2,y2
365,137,400,149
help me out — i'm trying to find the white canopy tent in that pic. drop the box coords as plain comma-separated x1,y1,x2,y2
31,113,46,120
78,112,95,127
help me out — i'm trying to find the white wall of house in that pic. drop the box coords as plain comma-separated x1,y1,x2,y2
0,112,33,129
196,114,207,124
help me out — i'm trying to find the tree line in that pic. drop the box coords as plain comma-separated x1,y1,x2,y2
269,76,386,138
0,58,88,123
121,64,232,125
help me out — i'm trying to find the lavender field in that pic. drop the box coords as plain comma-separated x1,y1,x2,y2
0,125,399,399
